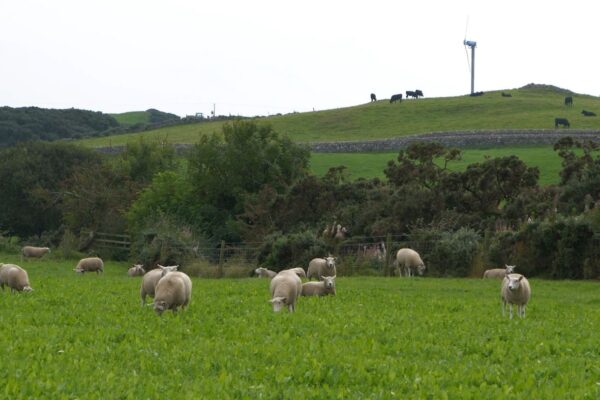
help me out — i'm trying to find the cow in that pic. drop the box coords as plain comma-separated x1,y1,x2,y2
581,110,596,117
389,94,403,103
564,96,573,107
406,90,423,99
501,92,512,97
370,93,377,102
555,117,570,128
470,91,485,97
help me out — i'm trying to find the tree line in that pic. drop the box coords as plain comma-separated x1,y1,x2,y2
0,121,599,278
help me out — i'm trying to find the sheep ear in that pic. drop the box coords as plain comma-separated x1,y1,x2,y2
173,265,179,270
157,264,165,269
518,276,523,281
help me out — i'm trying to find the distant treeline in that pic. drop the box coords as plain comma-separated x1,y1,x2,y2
0,106,255,147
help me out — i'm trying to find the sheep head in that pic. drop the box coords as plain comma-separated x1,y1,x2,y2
506,274,524,291
321,276,336,290
157,264,179,277
325,256,336,269
505,264,516,274
154,300,168,315
269,296,287,312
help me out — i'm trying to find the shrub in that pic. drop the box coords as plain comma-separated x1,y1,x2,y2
257,230,328,271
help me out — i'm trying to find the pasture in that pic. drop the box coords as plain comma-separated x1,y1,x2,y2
2,255,599,399
310,146,565,185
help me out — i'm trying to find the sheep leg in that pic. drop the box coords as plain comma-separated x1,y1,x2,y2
509,304,513,319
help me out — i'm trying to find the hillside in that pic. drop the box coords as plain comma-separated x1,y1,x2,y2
110,109,180,126
0,106,119,146
77,85,600,148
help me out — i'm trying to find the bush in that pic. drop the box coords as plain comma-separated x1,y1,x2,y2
257,230,328,271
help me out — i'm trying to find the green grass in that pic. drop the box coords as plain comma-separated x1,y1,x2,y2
110,111,151,126
81,86,600,148
2,254,600,399
310,146,565,186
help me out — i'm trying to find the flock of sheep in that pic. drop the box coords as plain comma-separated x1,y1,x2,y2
1,245,531,319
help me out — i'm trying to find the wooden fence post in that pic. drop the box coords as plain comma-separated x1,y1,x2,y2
384,233,392,276
218,240,225,278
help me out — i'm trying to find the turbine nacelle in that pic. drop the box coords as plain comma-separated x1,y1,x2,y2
464,40,477,47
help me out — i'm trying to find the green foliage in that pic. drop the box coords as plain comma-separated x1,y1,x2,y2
186,120,309,240
2,256,600,398
0,106,119,145
114,139,177,184
0,142,102,236
411,227,481,277
257,231,329,271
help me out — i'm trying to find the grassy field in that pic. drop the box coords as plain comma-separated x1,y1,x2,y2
310,146,565,186
80,86,600,148
2,254,599,399
110,111,150,126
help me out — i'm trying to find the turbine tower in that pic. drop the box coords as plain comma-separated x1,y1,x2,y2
464,40,477,94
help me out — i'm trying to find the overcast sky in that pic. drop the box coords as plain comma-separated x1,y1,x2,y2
1,0,598,117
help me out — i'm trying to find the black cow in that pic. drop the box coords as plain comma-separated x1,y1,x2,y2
501,92,512,97
370,93,377,102
470,91,485,97
564,96,573,107
406,90,423,99
389,94,403,103
581,110,596,117
555,117,570,128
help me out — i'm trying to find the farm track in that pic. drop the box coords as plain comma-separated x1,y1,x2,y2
94,129,600,154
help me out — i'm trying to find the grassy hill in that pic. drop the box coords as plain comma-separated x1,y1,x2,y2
110,111,151,125
80,85,600,148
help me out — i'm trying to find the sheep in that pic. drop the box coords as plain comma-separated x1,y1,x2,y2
73,257,104,274
0,264,33,293
307,256,337,280
269,269,302,312
140,265,178,306
128,264,146,277
501,273,531,319
254,267,277,279
395,248,426,277
153,271,192,315
285,267,307,279
483,264,515,279
301,275,336,297
21,246,51,260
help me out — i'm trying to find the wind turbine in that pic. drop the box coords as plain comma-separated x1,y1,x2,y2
464,39,477,94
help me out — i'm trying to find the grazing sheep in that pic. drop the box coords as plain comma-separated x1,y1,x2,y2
483,264,515,279
153,271,192,315
73,257,104,274
269,269,302,312
395,248,426,277
285,267,307,279
21,246,51,260
140,265,178,306
501,273,531,319
254,267,277,278
0,264,33,293
128,264,146,277
301,275,336,297
307,256,337,280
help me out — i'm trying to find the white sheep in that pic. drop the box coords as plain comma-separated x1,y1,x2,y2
483,264,515,279
285,267,307,279
128,264,146,277
21,246,51,260
254,267,277,278
395,248,425,277
153,271,192,315
269,269,302,312
501,273,531,319
140,265,178,306
73,257,104,274
301,275,336,297
0,263,33,293
306,256,336,280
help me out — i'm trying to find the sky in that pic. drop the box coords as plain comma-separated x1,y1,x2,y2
1,0,599,117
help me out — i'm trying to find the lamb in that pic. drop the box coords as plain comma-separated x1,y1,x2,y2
73,257,104,274
269,269,302,312
0,264,33,292
395,248,426,277
254,267,277,278
501,273,531,319
153,271,192,315
307,256,336,280
140,265,178,306
301,275,336,297
483,264,515,279
21,246,51,260
128,264,146,277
